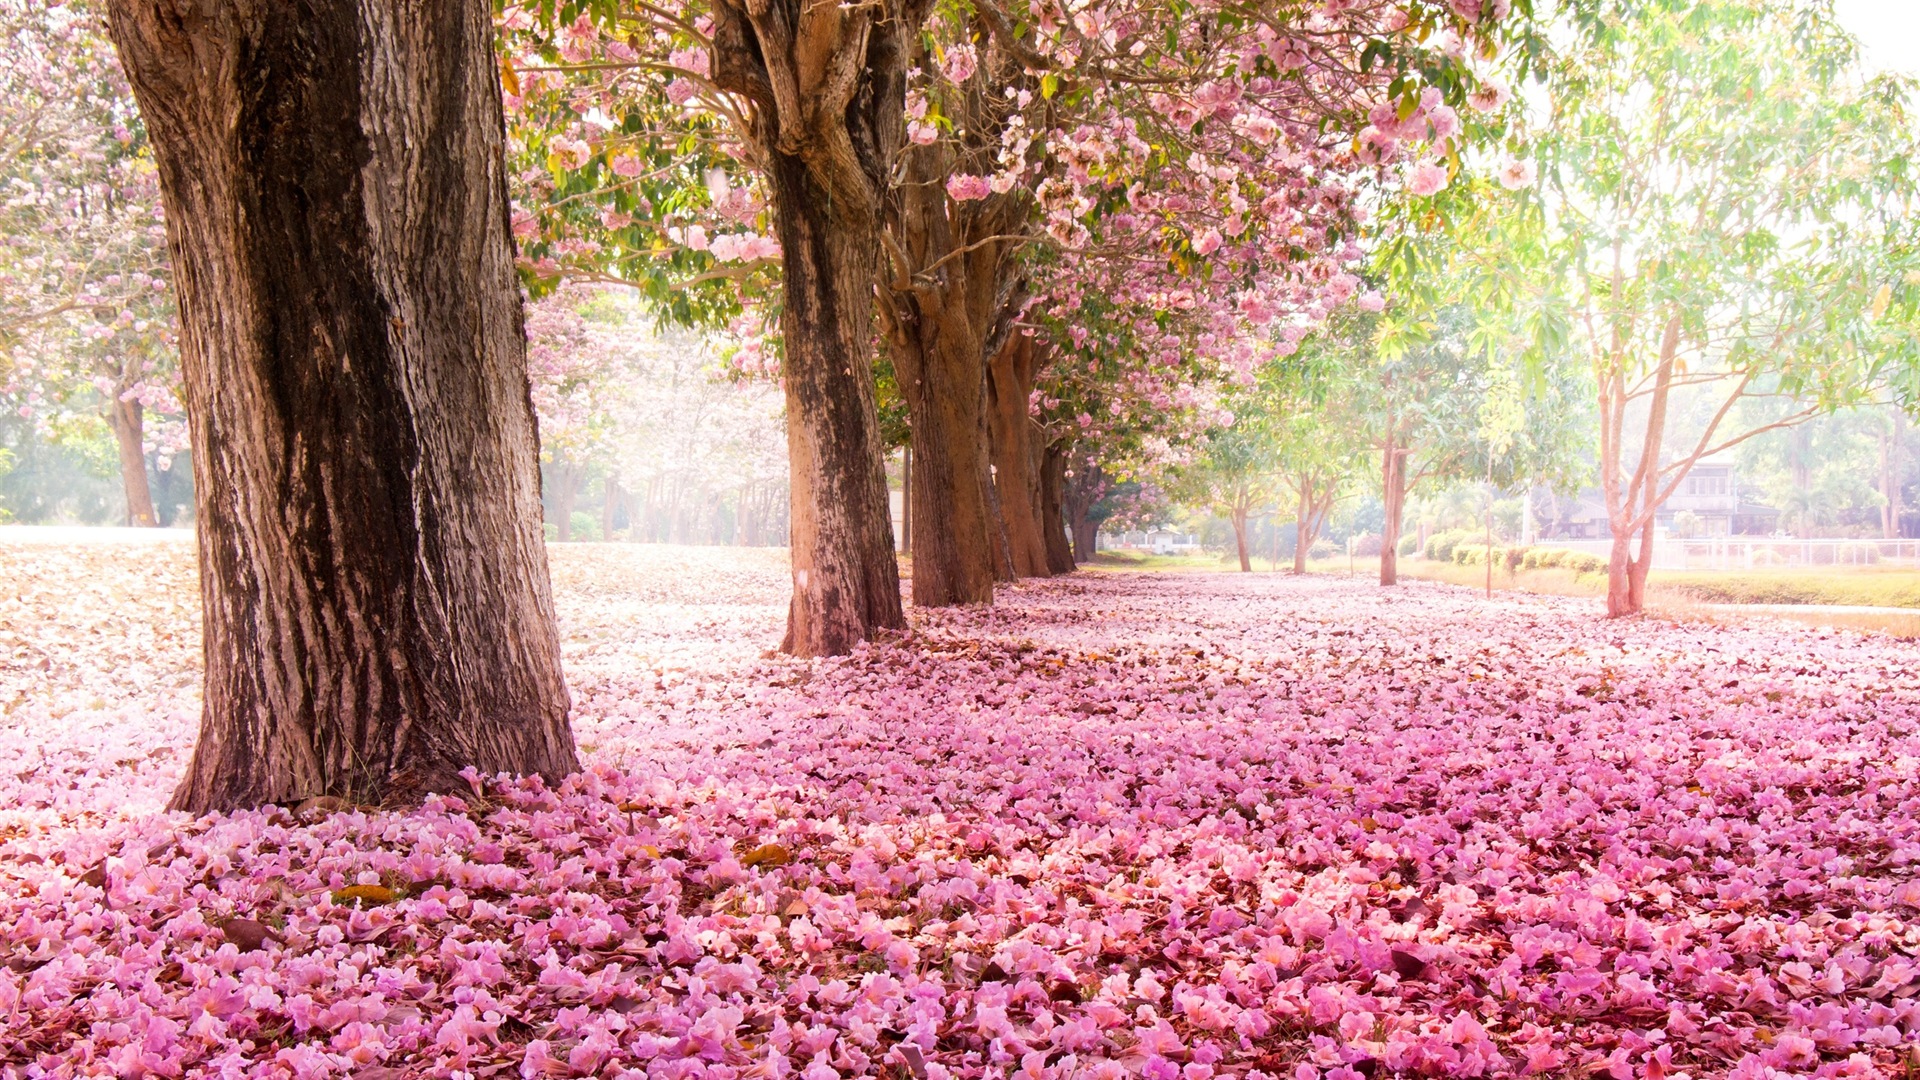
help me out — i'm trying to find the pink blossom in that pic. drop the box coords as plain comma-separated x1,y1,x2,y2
1499,158,1538,190
946,174,992,201
1405,160,1449,197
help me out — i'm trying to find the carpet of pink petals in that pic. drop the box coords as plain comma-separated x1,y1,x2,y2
2,535,1917,1079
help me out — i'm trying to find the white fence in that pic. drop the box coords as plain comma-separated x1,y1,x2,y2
1531,537,1919,572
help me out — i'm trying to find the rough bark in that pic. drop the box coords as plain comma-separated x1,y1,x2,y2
711,0,912,654
893,306,997,605
1064,463,1104,564
1039,441,1075,573
880,146,1021,606
987,334,1050,577
108,0,576,813
107,395,157,527
765,152,906,652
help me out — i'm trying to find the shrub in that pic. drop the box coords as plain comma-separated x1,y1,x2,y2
1424,529,1478,562
1309,539,1337,560
1504,546,1529,573
1565,552,1605,574
568,511,602,542
1454,543,1504,566
1352,533,1383,557
1398,533,1421,557
1836,542,1882,565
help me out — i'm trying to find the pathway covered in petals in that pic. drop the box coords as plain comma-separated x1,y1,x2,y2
1,536,1913,1078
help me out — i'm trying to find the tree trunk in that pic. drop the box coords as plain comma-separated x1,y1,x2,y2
1293,481,1311,575
901,444,912,554
603,474,620,542
1379,436,1407,586
553,461,581,542
987,334,1050,577
1629,514,1656,612
1231,506,1251,572
895,317,997,605
108,0,576,813
1064,462,1104,565
1039,441,1075,573
1882,411,1903,539
107,394,157,527
710,0,914,654
1606,528,1636,618
764,151,906,654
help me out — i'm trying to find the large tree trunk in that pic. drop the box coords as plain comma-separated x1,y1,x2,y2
895,317,997,605
1379,436,1407,586
106,395,157,527
710,0,914,654
765,152,906,654
987,334,1051,577
1064,463,1104,564
1039,440,1075,573
108,0,576,813
881,152,1021,606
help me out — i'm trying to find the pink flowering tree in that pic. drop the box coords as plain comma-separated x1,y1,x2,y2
0,0,178,526
494,0,1530,647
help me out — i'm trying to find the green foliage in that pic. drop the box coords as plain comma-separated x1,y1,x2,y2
1519,546,1605,574
1423,528,1480,561
568,511,601,542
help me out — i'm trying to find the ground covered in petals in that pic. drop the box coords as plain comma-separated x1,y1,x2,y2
2,534,1916,1079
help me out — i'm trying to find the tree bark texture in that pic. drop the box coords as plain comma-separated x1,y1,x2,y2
1064,463,1104,564
987,334,1051,577
879,148,1024,606
108,395,158,527
711,0,911,654
108,0,577,813
1039,441,1075,573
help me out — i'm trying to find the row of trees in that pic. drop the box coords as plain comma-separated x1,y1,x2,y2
60,0,1525,810
5,0,1913,811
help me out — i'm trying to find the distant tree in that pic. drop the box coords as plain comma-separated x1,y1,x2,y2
1450,0,1920,615
0,0,178,526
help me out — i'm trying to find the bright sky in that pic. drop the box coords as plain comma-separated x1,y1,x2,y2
1833,0,1920,76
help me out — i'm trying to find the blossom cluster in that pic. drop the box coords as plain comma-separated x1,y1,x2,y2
2,536,1914,1077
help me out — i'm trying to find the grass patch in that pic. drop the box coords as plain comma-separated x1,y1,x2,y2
1650,569,1920,609
1328,557,1920,612
1085,550,1238,572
